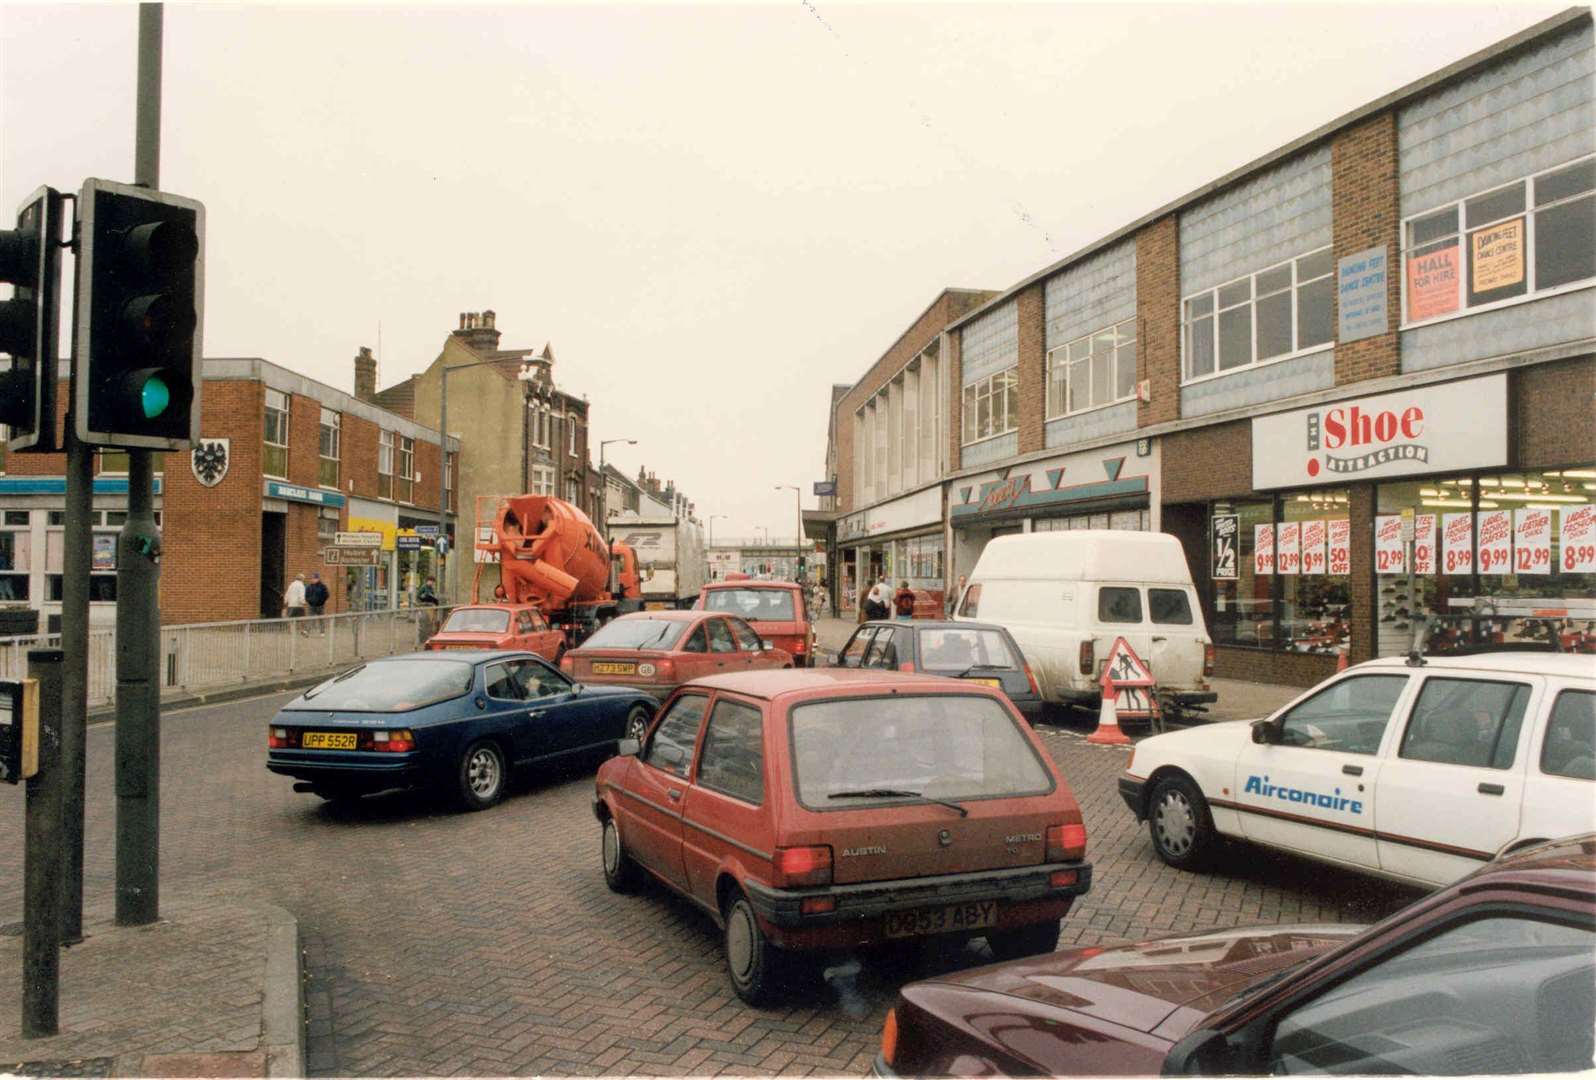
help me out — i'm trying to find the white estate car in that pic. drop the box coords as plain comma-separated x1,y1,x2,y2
1119,652,1595,888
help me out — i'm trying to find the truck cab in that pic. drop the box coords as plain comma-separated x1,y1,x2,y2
425,603,566,661
695,580,816,667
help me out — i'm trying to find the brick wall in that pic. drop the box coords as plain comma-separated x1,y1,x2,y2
1214,646,1334,687
1136,215,1181,427
1516,356,1596,468
1331,113,1400,384
1016,284,1046,454
1160,420,1253,504
1346,485,1376,664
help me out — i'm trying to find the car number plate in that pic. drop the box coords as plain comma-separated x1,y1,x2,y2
444,644,479,651
884,900,998,939
302,732,357,750
591,662,637,675
971,678,1003,687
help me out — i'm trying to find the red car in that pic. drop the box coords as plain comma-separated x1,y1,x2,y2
562,610,792,701
696,581,817,667
593,669,1092,1004
425,604,566,662
875,835,1596,1076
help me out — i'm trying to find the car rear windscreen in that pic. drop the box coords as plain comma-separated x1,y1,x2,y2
583,618,689,650
290,659,475,712
918,628,1017,671
789,695,1052,807
443,609,510,634
703,589,796,621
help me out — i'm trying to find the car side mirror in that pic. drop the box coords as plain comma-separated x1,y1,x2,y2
618,737,641,757
1162,1028,1234,1075
1251,719,1279,745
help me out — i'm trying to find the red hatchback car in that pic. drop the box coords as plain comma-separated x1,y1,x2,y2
593,669,1092,1004
563,611,792,701
696,581,816,667
425,604,566,662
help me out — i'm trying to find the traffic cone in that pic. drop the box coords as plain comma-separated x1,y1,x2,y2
1336,648,1349,672
1086,689,1133,746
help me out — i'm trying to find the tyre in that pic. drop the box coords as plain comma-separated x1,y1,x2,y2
600,815,643,893
1147,773,1215,869
622,705,650,747
456,739,507,811
986,919,1062,962
723,894,797,1005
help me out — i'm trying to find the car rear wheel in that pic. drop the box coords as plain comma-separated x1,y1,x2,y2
623,706,650,746
986,919,1062,961
456,739,507,811
601,816,643,893
724,894,796,1005
1148,773,1215,869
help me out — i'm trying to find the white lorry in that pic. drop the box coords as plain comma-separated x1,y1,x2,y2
610,512,706,610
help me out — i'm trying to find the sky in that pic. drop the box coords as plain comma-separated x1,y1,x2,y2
1,0,1566,542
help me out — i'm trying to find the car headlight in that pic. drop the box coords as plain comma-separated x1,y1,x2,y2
638,663,657,677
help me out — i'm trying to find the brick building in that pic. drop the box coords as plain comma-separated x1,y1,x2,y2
0,359,457,628
824,9,1596,685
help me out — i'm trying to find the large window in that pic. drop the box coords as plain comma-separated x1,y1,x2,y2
378,430,395,499
961,367,1018,444
318,408,340,488
263,388,290,479
395,435,414,504
0,526,29,602
1208,491,1350,653
531,464,554,496
1403,156,1595,325
1048,318,1136,417
1183,248,1334,381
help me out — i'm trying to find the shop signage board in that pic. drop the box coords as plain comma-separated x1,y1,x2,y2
1251,374,1506,490
840,486,941,542
1477,510,1512,573
1327,519,1351,575
1300,519,1327,575
1442,513,1473,574
1563,505,1596,573
1374,514,1406,574
1254,523,1275,575
264,480,347,508
1406,244,1459,322
1337,246,1388,344
1412,513,1437,575
335,531,383,548
396,534,424,551
1513,508,1553,575
813,480,836,497
1210,514,1239,580
951,439,1157,525
1277,522,1301,575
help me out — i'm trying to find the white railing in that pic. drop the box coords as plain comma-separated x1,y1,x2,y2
0,606,457,711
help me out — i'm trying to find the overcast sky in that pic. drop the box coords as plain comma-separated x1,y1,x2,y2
1,1,1563,541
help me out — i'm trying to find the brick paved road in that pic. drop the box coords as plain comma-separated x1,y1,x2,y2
0,692,1423,1076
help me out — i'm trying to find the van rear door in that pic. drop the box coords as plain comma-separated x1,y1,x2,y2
1145,586,1206,691
1093,584,1154,685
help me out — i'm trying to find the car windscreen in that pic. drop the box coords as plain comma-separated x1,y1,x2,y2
289,659,475,712
443,609,510,634
918,628,1017,671
703,589,796,621
583,618,689,650
789,694,1053,807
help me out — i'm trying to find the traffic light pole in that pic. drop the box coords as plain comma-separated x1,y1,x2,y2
58,430,92,944
115,1,165,928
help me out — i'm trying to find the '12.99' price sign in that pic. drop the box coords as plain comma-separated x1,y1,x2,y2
1477,510,1511,573
1563,505,1596,573
1513,509,1552,575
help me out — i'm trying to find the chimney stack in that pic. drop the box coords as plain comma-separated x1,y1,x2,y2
354,346,377,401
452,309,503,353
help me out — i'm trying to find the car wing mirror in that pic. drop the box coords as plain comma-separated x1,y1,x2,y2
618,737,641,757
1162,1027,1234,1076
1250,719,1279,745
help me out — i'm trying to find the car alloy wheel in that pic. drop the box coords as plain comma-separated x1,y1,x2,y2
457,740,507,811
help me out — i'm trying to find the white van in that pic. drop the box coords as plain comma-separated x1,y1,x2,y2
954,531,1217,716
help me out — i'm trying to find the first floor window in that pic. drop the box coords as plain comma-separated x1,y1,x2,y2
1048,318,1137,417
318,408,340,488
396,436,414,503
264,388,290,478
960,366,1018,443
378,430,395,500
1183,248,1333,380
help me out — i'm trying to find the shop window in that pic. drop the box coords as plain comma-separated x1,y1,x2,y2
961,367,1018,444
1183,248,1333,381
1207,493,1350,653
378,430,395,500
263,389,290,479
45,528,118,602
1098,587,1142,623
318,408,340,488
1047,318,1137,418
1402,155,1595,326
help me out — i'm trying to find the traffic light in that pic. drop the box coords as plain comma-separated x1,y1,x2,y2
74,178,204,449
0,186,64,452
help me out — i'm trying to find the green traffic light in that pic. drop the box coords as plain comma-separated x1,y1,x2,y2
141,374,171,418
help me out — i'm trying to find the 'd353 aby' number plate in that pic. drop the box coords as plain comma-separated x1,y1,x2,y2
884,900,997,939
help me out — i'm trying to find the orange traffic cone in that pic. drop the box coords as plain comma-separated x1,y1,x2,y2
1086,689,1133,746
1336,648,1349,672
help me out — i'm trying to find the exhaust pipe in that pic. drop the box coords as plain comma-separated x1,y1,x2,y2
292,782,317,794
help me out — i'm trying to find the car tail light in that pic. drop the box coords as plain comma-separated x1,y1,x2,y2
655,659,675,681
799,896,835,916
369,729,415,753
1049,869,1079,888
772,845,833,888
1079,640,1095,676
1046,823,1087,861
268,727,291,749
1024,664,1040,696
1203,642,1216,678
880,1008,899,1068
560,654,574,673
898,662,915,672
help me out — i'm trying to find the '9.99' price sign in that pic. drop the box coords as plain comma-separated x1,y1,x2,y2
1477,511,1511,572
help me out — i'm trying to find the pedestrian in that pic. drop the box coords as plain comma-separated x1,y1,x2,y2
865,577,889,621
417,577,439,606
282,573,308,628
947,574,967,617
492,583,509,601
305,571,330,636
893,580,916,622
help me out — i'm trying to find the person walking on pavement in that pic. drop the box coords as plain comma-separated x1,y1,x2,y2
417,577,439,606
893,581,916,622
305,571,330,636
947,574,967,617
282,573,308,628
865,577,889,621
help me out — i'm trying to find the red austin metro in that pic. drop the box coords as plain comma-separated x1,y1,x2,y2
592,669,1091,1004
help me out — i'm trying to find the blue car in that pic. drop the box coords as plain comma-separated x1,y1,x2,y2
266,650,656,810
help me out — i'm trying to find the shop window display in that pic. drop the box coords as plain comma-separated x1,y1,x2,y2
1208,492,1350,654
1208,499,1274,647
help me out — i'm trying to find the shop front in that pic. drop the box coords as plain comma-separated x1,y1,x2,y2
837,485,944,618
346,498,397,611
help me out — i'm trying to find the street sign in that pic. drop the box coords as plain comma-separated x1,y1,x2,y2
323,547,382,566
1099,636,1157,719
396,534,424,551
436,538,450,557
335,531,382,548
414,524,440,537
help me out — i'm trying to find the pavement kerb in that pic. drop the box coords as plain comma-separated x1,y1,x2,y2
87,672,332,724
260,901,305,1079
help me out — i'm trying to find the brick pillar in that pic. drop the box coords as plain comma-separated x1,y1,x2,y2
1332,113,1401,384
1016,284,1045,454
1348,484,1377,663
1136,214,1181,427
947,328,963,473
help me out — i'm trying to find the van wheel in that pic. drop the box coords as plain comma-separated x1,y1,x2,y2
724,894,796,1005
987,920,1061,961
1148,774,1215,869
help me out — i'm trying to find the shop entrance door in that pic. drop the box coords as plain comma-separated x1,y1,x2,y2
260,512,285,618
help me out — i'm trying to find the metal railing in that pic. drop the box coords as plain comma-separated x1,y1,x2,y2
0,606,457,711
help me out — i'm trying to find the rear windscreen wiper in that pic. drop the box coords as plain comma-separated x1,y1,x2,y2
953,664,1007,678
827,788,968,817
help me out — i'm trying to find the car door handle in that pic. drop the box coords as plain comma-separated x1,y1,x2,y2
1342,764,1363,776
1478,782,1505,796
667,788,683,801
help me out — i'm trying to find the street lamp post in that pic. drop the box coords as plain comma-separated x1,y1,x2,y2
598,438,636,592
776,484,802,583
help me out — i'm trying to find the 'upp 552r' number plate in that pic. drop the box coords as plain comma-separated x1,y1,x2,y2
884,900,997,939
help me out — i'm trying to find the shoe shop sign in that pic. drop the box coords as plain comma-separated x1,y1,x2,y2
1251,373,1506,490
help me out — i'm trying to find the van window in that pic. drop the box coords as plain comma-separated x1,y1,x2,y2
1149,589,1194,625
959,583,981,618
1098,587,1142,623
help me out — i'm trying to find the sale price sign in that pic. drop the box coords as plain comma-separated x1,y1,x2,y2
1328,519,1351,576
1277,522,1301,575
1375,514,1406,575
1412,513,1437,575
1513,508,1552,575
1254,523,1275,576
1442,512,1473,574
1562,505,1596,574
1477,510,1511,574
1300,519,1327,575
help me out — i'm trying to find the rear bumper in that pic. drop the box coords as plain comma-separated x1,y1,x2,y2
1119,775,1146,819
266,752,422,790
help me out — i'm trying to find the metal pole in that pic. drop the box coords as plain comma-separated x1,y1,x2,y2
23,648,65,1038
116,2,164,927
58,349,93,947
438,369,448,599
